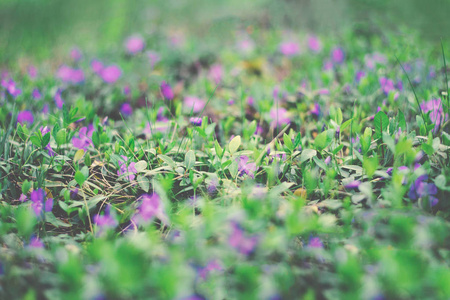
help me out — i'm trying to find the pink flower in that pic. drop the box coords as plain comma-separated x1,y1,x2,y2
132,193,168,225
147,51,160,68
125,35,145,54
56,65,84,84
100,65,122,84
279,41,300,56
120,102,133,116
208,64,223,84
184,96,205,113
32,88,42,100
70,47,83,61
54,89,64,109
72,125,94,150
28,66,38,79
308,35,322,53
160,81,174,100
91,59,104,74
269,107,290,127
331,47,345,64
1,79,21,98
228,222,258,255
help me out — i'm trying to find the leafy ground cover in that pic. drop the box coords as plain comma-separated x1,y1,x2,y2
1,4,450,299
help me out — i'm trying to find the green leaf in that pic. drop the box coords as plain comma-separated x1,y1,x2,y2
135,160,148,172
421,143,434,155
22,180,31,194
74,149,85,163
435,175,450,191
184,150,196,170
341,118,353,131
75,171,86,186
137,175,150,192
374,111,389,140
314,130,332,150
283,133,294,152
398,111,406,131
30,135,41,148
42,132,50,147
56,129,67,146
300,149,317,163
215,140,224,158
293,132,302,148
158,154,176,168
229,135,241,154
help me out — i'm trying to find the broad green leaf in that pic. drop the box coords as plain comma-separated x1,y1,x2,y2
374,111,389,140
75,171,86,186
135,160,148,172
158,154,176,168
300,149,317,163
229,135,241,154
215,140,224,158
185,150,196,170
283,133,294,152
74,149,85,163
137,175,150,192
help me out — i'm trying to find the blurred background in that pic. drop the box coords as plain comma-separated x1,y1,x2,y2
1,0,450,65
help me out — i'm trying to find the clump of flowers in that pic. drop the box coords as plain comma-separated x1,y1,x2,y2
184,96,205,113
94,204,118,234
160,81,174,100
99,65,121,84
132,193,168,226
269,107,290,127
307,35,322,53
228,222,258,255
17,110,34,125
279,41,300,56
30,188,53,216
237,155,257,179
56,65,85,84
408,175,439,207
1,78,21,98
331,47,345,64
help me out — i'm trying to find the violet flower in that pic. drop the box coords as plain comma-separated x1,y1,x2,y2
117,155,137,181
269,107,290,127
308,35,322,53
29,236,44,248
30,188,53,216
147,51,161,68
308,236,324,248
228,222,258,255
28,66,38,79
1,78,21,98
17,110,34,125
132,193,168,225
91,59,104,74
237,155,257,179
72,125,94,150
94,205,118,230
344,180,361,190
208,64,223,84
408,175,439,207
279,41,300,56
310,102,321,118
125,35,145,54
190,117,202,126
331,47,345,64
160,81,174,100
198,260,223,280
32,88,42,100
100,65,121,84
54,89,64,109
420,98,447,133
70,47,83,61
120,102,133,117
56,65,85,84
184,96,205,113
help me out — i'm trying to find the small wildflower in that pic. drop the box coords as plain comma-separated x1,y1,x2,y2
331,47,345,64
120,102,133,117
160,81,174,100
184,96,205,113
125,35,145,54
279,41,300,56
189,117,202,126
32,88,42,100
308,35,322,53
228,222,258,255
17,110,34,125
72,125,94,150
117,155,137,181
100,65,122,84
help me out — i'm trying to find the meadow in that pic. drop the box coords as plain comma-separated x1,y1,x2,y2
1,1,450,299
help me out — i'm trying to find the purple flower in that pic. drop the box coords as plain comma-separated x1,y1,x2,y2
123,85,131,95
237,38,255,54
420,98,447,133
310,102,321,118
117,155,137,181
324,156,331,165
91,59,104,74
279,41,300,56
379,77,396,95
344,180,361,190
308,35,322,53
19,194,27,202
17,110,34,125
160,81,174,100
184,96,205,113
54,89,64,109
28,66,38,79
70,47,83,61
323,60,333,71
198,260,223,280
228,222,258,255
100,65,121,84
269,107,290,127
1,78,21,98
189,117,202,126
72,125,94,150
408,175,439,207
120,102,133,117
147,51,160,68
30,188,53,216
40,126,56,156
94,205,118,229
355,71,366,83
331,47,345,64
208,64,223,84
29,236,44,248
308,236,324,248
32,88,42,100
132,193,168,225
237,155,257,179
125,35,145,54
56,65,85,84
